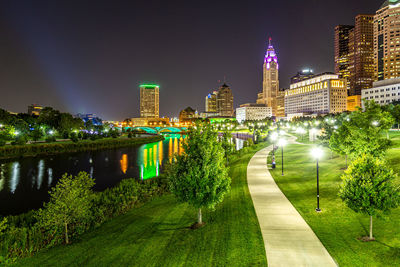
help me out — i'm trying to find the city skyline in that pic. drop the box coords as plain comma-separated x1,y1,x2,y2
0,0,381,120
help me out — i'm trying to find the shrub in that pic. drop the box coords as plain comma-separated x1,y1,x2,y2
0,140,6,146
45,136,56,143
11,136,27,146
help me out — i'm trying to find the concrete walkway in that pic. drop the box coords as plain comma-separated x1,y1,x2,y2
247,144,337,267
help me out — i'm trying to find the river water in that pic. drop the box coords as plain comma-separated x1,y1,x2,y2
0,134,245,216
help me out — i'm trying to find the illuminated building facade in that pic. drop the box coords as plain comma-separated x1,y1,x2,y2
335,15,374,96
347,95,362,111
276,89,286,118
284,73,347,116
257,38,279,116
217,83,234,117
291,69,315,84
335,25,354,90
28,104,43,116
140,84,159,118
205,91,217,112
236,103,272,123
375,1,400,81
179,107,198,122
361,78,400,107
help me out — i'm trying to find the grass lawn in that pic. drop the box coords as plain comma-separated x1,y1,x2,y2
270,143,400,267
14,144,268,267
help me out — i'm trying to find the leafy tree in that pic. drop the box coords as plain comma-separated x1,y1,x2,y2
221,130,235,165
30,127,44,141
38,107,61,129
339,154,400,240
35,172,95,244
344,101,393,158
330,119,352,167
166,123,230,226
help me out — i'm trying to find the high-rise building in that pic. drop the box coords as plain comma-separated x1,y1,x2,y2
205,91,217,112
351,15,374,95
140,84,159,118
217,83,234,117
276,89,286,118
257,38,279,116
28,104,43,116
374,0,400,81
361,78,400,106
236,104,272,123
335,15,374,96
291,69,315,84
335,25,354,89
284,73,347,116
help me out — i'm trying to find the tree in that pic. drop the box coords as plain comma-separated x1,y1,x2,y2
339,154,400,240
343,101,394,158
166,123,230,226
36,172,95,244
30,127,44,141
221,129,235,165
330,119,352,168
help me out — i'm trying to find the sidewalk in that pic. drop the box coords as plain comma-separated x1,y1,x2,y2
247,145,337,267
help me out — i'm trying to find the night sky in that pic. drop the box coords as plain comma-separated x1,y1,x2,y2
0,0,381,120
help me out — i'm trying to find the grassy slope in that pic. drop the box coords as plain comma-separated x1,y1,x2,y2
270,143,400,267
15,144,268,267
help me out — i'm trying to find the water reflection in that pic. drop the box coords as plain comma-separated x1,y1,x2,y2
10,162,20,193
0,134,193,215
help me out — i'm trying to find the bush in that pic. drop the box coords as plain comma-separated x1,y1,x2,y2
0,174,169,261
0,140,6,146
45,136,56,143
11,136,27,146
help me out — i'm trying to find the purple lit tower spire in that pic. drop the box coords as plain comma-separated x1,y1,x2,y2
264,37,279,70
257,37,280,116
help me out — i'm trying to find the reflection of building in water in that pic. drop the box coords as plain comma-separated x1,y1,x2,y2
0,164,5,191
10,162,20,193
37,160,44,190
120,154,128,174
48,168,53,186
139,135,185,180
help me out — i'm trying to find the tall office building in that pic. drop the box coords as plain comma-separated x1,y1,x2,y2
291,69,315,84
284,73,347,116
351,15,374,95
205,91,217,112
334,25,354,89
374,0,400,81
257,38,279,116
217,83,234,117
335,15,374,95
140,84,159,118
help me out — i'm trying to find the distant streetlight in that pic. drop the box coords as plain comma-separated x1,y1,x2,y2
372,121,379,127
278,138,287,176
311,147,324,212
14,131,19,136
270,131,278,156
49,130,54,135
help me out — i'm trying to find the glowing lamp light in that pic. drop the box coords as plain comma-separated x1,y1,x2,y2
372,121,379,127
270,132,278,141
314,121,320,125
14,131,19,136
310,128,318,134
279,130,286,136
311,147,324,159
49,130,54,135
278,138,286,147
0,124,3,128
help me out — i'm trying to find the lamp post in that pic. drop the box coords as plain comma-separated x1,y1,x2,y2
270,132,278,156
278,138,286,176
311,147,324,212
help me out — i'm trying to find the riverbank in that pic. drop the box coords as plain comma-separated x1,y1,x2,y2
13,142,268,266
0,135,164,160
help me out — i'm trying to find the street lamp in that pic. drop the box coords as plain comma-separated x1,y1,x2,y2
270,131,278,156
372,121,379,127
311,147,324,212
278,138,286,176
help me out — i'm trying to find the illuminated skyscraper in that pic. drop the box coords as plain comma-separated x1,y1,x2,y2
217,83,234,117
374,0,400,81
205,91,217,112
140,84,159,118
335,15,374,96
334,25,354,89
257,38,279,116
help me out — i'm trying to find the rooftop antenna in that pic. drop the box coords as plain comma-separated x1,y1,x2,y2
269,37,272,46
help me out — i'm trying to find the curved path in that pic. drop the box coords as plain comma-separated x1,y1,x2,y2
247,142,337,267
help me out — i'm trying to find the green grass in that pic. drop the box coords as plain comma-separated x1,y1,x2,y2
14,144,268,267
270,144,400,267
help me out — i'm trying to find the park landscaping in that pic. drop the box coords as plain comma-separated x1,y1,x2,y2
12,142,268,267
270,142,400,267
